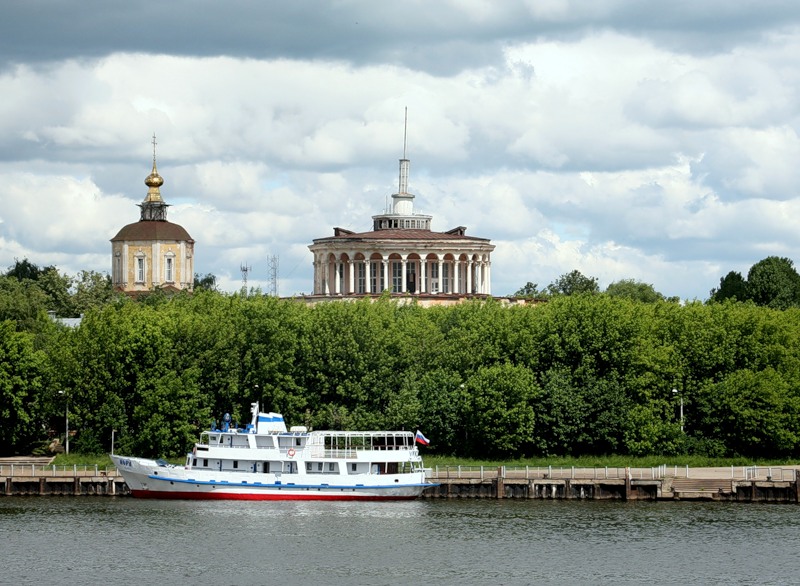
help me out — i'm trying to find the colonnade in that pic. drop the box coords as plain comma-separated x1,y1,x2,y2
313,253,492,296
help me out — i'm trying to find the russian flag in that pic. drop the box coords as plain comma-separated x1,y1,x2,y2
415,430,430,445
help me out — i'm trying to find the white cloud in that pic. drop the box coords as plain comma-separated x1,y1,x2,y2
2,4,800,301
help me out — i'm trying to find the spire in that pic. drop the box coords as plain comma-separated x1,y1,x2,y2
398,107,410,195
139,133,169,221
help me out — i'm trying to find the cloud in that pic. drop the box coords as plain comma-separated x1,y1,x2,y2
2,2,800,301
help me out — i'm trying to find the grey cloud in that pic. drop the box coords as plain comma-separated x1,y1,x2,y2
5,1,800,74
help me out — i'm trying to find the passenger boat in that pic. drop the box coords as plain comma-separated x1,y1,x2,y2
111,402,435,500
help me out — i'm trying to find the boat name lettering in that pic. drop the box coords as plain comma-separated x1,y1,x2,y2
118,458,132,467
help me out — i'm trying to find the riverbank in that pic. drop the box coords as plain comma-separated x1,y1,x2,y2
3,459,800,502
423,464,800,502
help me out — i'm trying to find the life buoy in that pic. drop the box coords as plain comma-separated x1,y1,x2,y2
287,448,296,458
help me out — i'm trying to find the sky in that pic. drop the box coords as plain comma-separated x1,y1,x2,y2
2,0,800,300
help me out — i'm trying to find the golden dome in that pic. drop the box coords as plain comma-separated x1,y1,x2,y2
144,134,164,203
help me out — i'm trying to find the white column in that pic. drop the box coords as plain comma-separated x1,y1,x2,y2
382,259,389,292
485,260,491,295
420,259,427,293
454,257,461,294
437,259,443,294
466,260,473,295
401,257,407,293
348,258,355,294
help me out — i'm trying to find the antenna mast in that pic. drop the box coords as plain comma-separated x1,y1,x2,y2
267,254,279,297
240,263,251,296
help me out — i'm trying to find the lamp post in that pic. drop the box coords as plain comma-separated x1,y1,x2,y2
111,429,116,455
58,390,69,455
672,388,684,432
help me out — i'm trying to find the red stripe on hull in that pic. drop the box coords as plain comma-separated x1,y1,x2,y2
130,490,417,501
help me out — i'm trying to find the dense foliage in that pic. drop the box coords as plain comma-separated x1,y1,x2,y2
4,279,800,460
4,257,800,460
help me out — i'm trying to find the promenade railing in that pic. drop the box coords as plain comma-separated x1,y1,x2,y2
427,465,799,482
0,464,120,478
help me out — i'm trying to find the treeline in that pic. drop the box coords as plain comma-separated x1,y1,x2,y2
3,275,800,460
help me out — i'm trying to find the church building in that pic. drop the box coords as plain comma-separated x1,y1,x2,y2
111,138,195,295
309,132,495,299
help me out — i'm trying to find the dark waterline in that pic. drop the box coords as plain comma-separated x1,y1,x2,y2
1,498,798,585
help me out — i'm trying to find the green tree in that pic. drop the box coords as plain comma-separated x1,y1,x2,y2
547,270,599,296
37,267,75,317
194,273,218,291
0,276,51,332
5,258,46,281
746,256,800,309
605,279,664,303
462,363,539,458
72,271,116,316
512,281,542,298
695,368,800,457
709,271,748,303
0,321,45,454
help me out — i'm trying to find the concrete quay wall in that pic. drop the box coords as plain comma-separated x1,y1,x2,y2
422,466,800,503
3,476,130,496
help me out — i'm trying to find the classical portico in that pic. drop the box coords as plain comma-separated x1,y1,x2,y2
309,144,494,298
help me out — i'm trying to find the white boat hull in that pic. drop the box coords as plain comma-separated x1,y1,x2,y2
112,455,430,501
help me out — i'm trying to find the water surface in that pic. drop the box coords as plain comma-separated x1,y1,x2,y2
1,498,797,585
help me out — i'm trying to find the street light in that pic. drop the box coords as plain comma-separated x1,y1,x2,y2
672,388,684,432
58,390,69,455
111,429,116,455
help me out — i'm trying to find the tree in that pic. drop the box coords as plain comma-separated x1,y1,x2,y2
37,267,75,317
512,282,542,298
547,270,599,296
72,271,116,316
606,279,664,303
695,368,800,457
0,276,51,332
194,273,218,291
746,256,800,309
709,271,748,303
462,363,539,458
5,258,46,281
0,321,45,455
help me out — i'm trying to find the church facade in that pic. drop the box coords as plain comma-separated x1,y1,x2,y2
110,140,194,295
309,147,494,299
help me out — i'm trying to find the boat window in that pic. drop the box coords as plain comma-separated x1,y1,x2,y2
255,436,273,448
328,463,336,472
203,459,208,467
233,461,238,469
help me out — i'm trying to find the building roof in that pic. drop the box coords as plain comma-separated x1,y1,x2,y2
111,220,194,242
312,227,491,244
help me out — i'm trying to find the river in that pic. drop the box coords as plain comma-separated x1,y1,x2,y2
1,498,798,585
